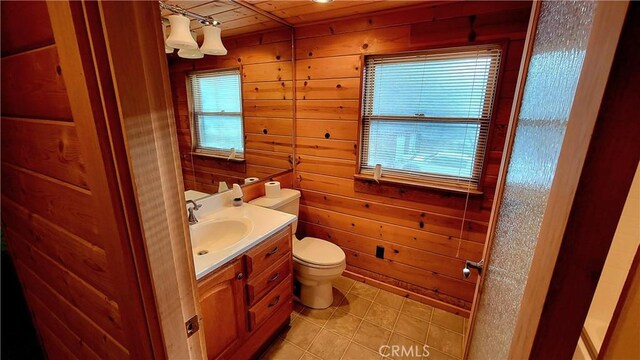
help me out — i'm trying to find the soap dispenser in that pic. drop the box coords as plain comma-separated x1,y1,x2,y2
231,183,243,206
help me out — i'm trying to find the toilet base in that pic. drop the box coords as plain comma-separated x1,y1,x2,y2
299,281,333,309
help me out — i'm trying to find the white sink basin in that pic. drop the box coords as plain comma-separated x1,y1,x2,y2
191,218,254,254
188,201,296,280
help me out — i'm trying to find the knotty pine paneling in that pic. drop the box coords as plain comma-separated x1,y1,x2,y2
0,3,150,357
296,171,487,221
1,117,87,188
296,155,356,179
19,264,129,359
296,119,359,141
9,231,125,344
242,62,292,82
1,45,73,121
298,205,483,260
243,81,293,100
293,1,532,312
295,137,357,161
1,198,113,298
168,28,293,193
297,100,360,120
1,163,99,244
296,78,361,100
28,294,102,360
295,55,362,80
244,117,293,137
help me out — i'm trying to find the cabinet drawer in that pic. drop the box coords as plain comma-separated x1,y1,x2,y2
246,254,291,306
245,226,291,278
248,275,293,331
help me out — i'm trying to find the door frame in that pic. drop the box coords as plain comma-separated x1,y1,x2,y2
47,1,206,358
465,1,631,358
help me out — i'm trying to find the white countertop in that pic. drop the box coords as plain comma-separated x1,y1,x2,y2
191,202,296,280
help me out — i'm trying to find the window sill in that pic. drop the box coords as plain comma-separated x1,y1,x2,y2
353,173,483,195
191,151,246,163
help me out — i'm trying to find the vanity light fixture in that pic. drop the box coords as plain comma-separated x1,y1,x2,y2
178,31,204,59
200,24,227,56
166,14,198,50
312,0,334,3
160,1,227,57
161,19,174,54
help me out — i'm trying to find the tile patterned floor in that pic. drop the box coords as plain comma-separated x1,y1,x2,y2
260,277,467,360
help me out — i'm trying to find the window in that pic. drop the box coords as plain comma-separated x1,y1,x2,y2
188,69,243,158
360,46,501,190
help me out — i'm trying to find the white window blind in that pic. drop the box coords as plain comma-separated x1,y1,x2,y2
188,69,244,157
361,46,502,189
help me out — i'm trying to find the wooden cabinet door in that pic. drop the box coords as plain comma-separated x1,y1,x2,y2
199,259,246,360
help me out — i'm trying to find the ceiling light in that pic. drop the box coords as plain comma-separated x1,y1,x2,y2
312,0,334,3
200,25,227,56
166,15,197,50
178,32,204,59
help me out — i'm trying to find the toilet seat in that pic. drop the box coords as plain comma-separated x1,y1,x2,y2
293,236,345,268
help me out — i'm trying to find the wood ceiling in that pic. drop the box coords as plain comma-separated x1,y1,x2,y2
161,0,431,37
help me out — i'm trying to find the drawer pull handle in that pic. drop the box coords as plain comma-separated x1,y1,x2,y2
266,246,279,257
236,272,244,280
268,272,280,283
268,295,281,308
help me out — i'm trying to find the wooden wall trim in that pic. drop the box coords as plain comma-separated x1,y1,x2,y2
508,2,630,358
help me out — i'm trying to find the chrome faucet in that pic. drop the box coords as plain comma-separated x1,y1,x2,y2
186,200,202,225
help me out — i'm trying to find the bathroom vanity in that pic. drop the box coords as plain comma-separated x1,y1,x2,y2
198,225,293,359
189,196,295,360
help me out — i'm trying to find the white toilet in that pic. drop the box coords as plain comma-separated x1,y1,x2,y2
250,189,346,309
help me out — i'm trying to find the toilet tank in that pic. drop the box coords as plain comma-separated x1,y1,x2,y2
249,189,301,233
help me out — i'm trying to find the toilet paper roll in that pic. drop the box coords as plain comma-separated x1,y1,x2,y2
265,181,281,198
244,177,260,184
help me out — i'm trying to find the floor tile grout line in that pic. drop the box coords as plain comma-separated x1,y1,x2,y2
382,296,406,358
338,284,379,360
424,307,434,348
303,277,356,359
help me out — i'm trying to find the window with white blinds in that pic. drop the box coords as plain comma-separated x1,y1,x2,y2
361,46,502,189
188,69,244,158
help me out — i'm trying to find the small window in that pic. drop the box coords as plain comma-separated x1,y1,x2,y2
360,46,501,190
188,69,244,158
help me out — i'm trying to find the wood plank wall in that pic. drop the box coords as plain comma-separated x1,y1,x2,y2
168,28,294,194
293,1,532,313
1,2,156,358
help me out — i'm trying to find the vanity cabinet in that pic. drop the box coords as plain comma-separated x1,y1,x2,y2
199,225,293,360
199,259,246,360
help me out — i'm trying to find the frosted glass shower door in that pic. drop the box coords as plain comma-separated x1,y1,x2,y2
464,1,629,359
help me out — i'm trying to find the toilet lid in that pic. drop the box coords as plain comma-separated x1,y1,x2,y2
293,237,345,267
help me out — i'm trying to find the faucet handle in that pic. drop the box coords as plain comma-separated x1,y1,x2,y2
186,199,202,210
